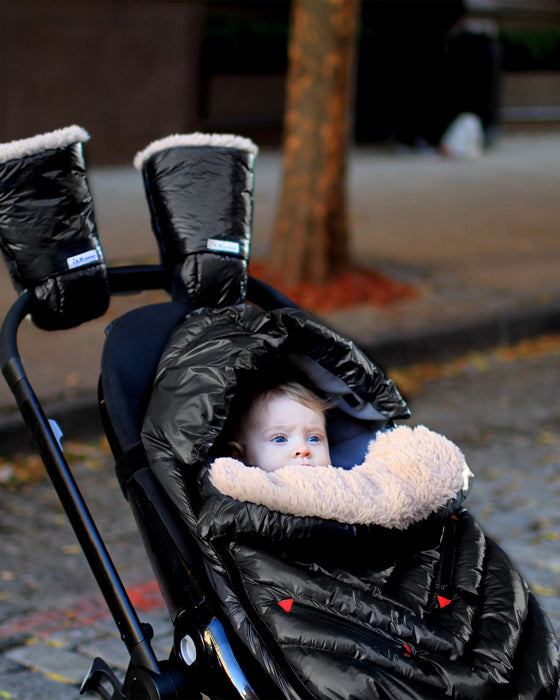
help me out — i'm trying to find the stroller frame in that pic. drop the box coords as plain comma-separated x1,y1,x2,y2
1,264,289,699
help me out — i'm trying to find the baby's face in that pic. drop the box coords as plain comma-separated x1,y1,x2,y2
239,395,331,472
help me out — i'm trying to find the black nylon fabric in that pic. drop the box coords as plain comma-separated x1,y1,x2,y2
0,141,109,330
140,145,253,308
198,478,560,699
141,304,560,699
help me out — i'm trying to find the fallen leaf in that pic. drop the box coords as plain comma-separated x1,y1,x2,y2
248,261,416,313
531,584,558,597
62,544,82,555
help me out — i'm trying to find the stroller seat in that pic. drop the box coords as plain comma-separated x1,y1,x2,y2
100,301,189,464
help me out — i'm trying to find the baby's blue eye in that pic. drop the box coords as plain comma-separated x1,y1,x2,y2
272,435,287,444
308,435,321,443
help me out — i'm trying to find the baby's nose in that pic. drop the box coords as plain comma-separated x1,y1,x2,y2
294,443,311,457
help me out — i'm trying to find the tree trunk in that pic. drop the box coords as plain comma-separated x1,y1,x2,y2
268,0,359,286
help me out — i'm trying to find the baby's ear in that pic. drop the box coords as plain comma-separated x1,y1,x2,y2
227,441,245,462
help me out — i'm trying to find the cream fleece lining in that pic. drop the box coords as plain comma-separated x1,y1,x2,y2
0,125,89,164
209,425,472,530
133,132,259,171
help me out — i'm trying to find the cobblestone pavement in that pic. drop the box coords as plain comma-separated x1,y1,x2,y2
403,340,560,632
1,340,559,698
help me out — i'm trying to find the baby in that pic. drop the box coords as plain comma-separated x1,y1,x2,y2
228,381,332,472
211,380,472,529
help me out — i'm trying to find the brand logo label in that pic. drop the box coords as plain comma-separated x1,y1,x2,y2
67,249,100,270
207,239,241,255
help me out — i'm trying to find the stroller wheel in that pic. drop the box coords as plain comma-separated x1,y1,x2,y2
125,661,199,700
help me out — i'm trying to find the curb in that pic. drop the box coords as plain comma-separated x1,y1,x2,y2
0,396,104,456
1,302,559,456
362,299,560,369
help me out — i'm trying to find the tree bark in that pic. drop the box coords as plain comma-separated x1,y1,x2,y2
269,0,359,285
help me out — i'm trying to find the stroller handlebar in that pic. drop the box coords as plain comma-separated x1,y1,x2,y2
107,264,172,295
0,289,32,391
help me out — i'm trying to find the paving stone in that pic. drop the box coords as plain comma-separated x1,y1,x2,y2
152,616,174,659
1,652,22,668
42,625,108,649
5,641,91,685
89,614,122,635
0,667,80,700
78,634,131,671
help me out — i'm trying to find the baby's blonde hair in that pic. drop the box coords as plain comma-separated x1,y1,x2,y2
251,381,329,415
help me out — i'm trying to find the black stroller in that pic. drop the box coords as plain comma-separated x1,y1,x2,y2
0,126,558,699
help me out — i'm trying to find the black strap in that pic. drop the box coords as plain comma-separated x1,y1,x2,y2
115,442,150,498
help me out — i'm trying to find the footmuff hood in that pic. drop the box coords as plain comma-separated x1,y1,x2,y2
141,303,410,511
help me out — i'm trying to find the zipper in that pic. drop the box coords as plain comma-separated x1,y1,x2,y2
282,597,435,677
214,535,435,683
433,514,459,608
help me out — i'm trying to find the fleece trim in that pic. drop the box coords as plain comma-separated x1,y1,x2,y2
133,132,259,170
209,425,473,530
0,125,89,164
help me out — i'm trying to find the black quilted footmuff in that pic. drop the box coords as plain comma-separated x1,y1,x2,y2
142,304,560,700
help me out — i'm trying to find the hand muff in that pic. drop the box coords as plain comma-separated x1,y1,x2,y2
0,125,109,330
134,133,258,308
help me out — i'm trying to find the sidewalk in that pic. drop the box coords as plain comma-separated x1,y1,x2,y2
1,127,560,451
